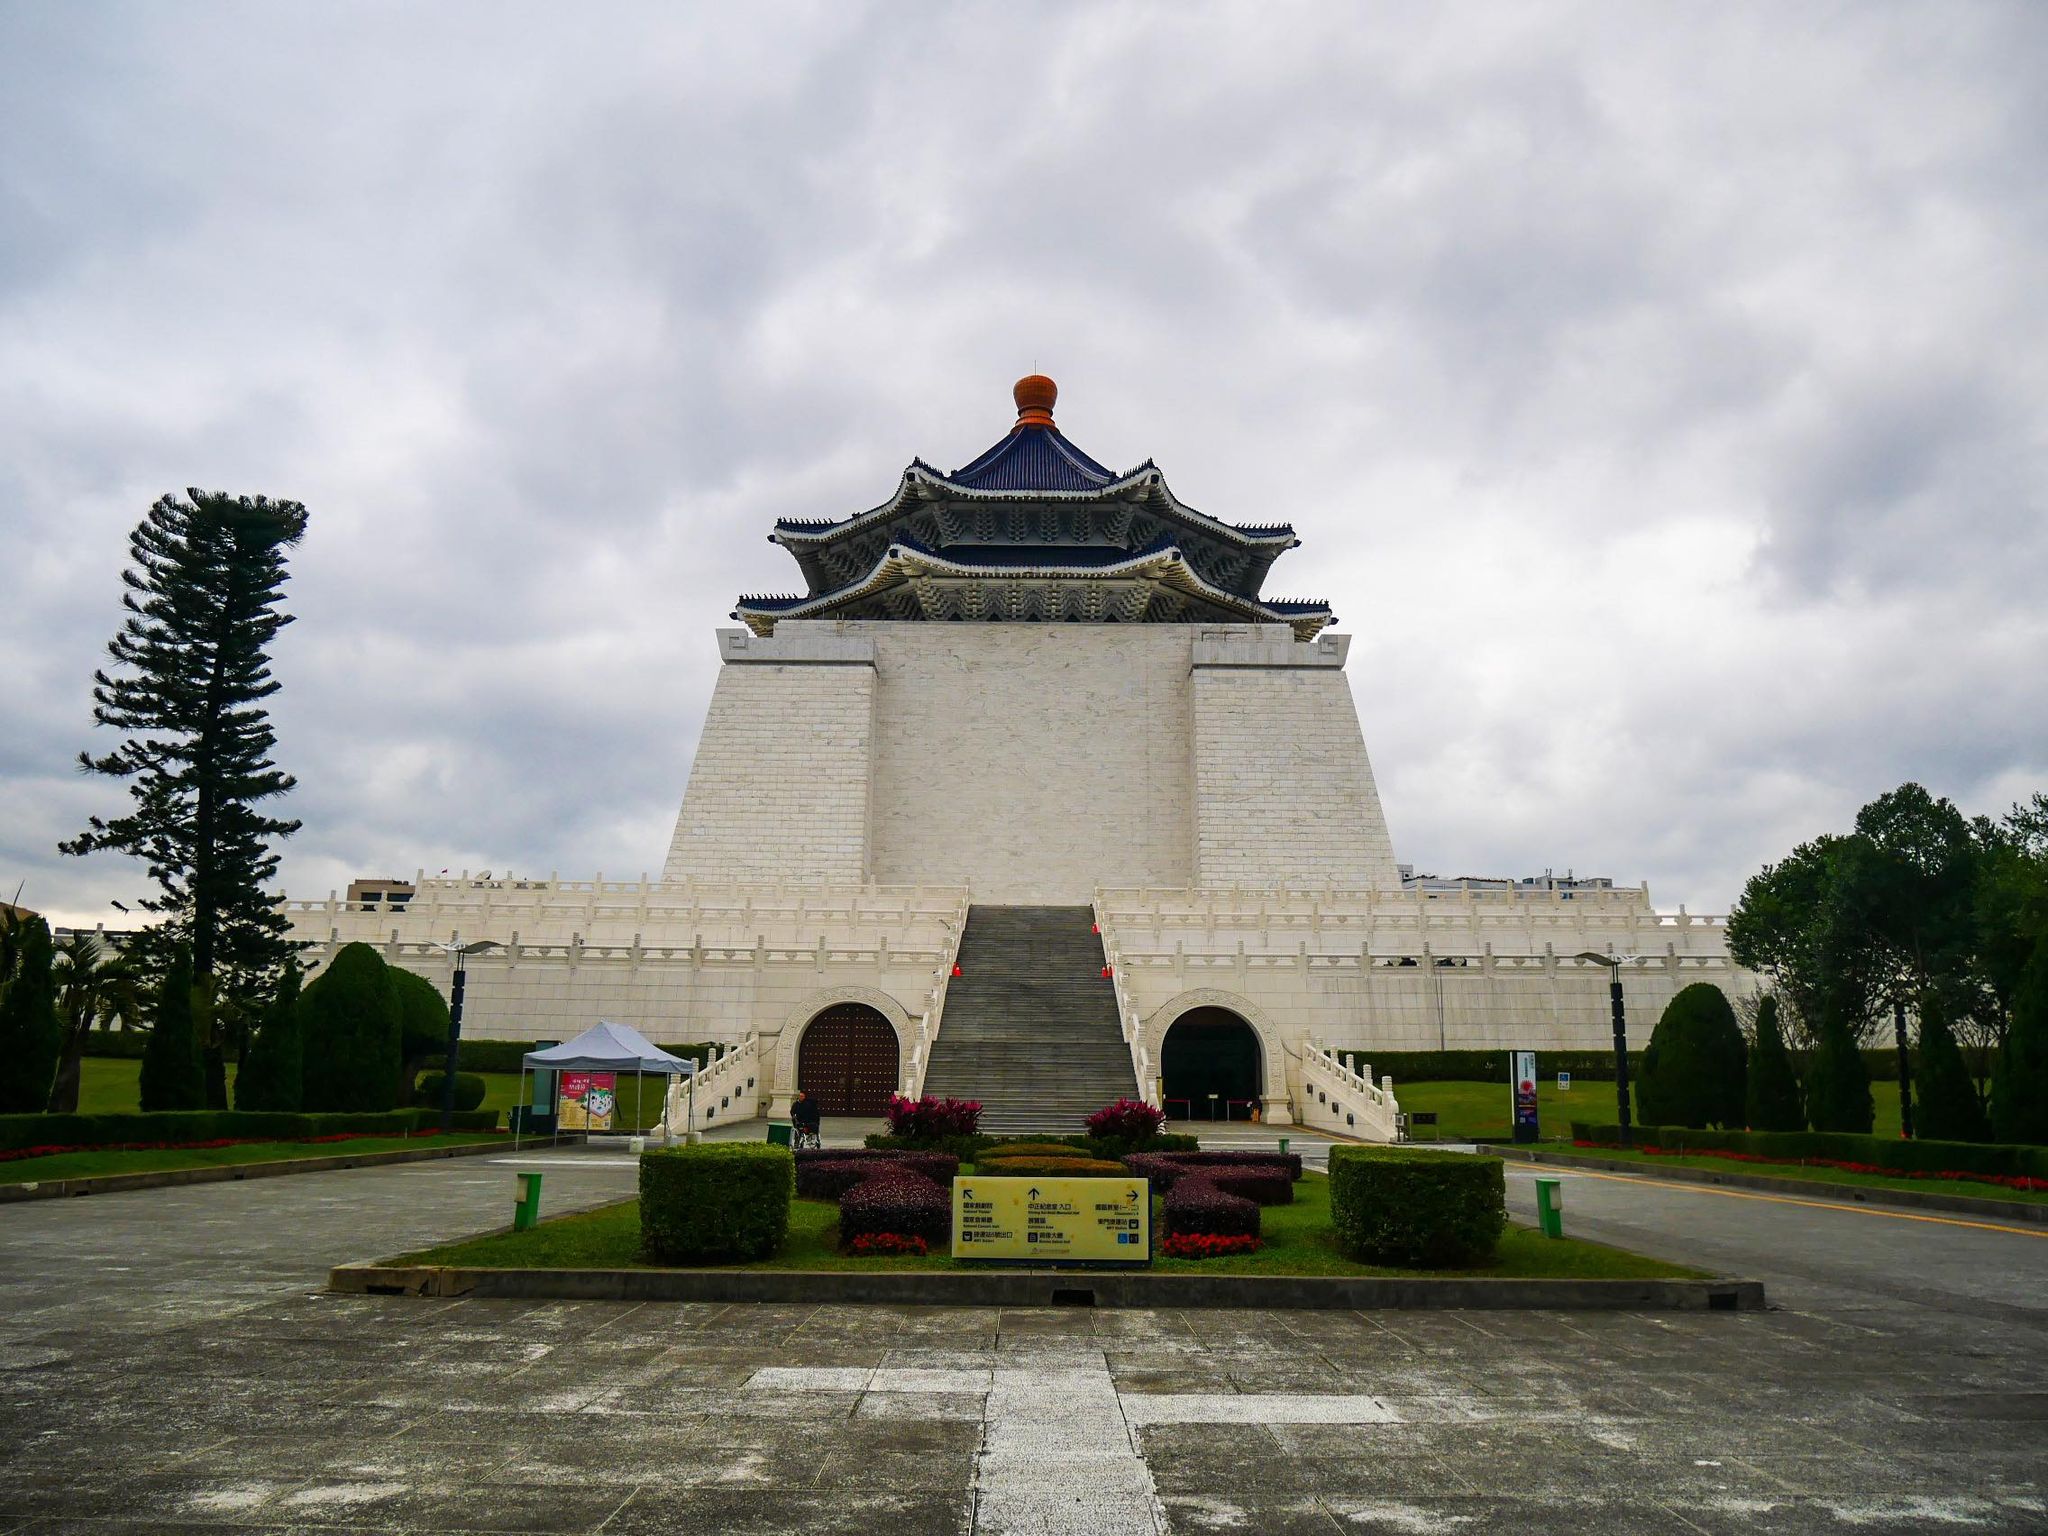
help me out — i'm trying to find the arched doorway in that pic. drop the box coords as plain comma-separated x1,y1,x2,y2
796,1003,899,1116
1160,1008,1262,1121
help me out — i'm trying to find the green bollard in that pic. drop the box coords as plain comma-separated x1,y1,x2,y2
1277,1136,1290,1154
1535,1177,1564,1239
767,1122,793,1147
514,1171,544,1232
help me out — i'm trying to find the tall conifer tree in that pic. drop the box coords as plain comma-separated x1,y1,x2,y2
139,948,205,1112
1992,945,2048,1145
1915,990,1988,1143
1745,994,1805,1132
0,911,61,1114
62,490,309,1109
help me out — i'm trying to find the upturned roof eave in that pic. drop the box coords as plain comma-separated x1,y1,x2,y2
768,463,1299,551
733,538,1332,639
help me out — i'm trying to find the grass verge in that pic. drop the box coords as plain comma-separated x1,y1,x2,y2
394,1169,1705,1280
0,1132,508,1185
1527,1144,2048,1206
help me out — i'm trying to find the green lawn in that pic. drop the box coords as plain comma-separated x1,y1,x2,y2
1528,1143,2048,1207
76,1057,665,1131
1391,1077,1916,1143
0,1131,506,1185
396,1167,1704,1280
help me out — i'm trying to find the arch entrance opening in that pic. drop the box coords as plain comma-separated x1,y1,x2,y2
1160,1008,1261,1121
796,1004,899,1116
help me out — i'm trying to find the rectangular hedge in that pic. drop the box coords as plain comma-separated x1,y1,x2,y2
1342,1048,1925,1084
639,1142,793,1263
0,1107,497,1154
1570,1123,2048,1181
1328,1145,1507,1267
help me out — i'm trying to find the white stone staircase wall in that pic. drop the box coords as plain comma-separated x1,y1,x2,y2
1296,1041,1400,1143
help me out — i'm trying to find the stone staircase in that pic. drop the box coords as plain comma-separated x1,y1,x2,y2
919,904,1139,1136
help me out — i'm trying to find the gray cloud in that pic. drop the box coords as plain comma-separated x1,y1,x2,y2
4,0,2044,928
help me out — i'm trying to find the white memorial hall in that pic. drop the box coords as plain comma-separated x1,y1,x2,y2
283,377,1741,1137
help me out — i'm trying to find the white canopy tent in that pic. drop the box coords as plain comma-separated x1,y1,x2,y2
516,1022,696,1148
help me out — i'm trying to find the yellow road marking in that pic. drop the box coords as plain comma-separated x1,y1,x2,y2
1518,1163,2048,1239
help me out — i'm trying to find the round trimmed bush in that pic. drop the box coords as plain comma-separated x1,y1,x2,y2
413,1071,486,1112
640,1143,794,1264
1328,1146,1505,1268
839,1170,950,1247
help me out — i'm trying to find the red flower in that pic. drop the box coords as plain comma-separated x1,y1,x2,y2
1571,1140,2045,1193
846,1232,929,1257
1161,1231,1262,1260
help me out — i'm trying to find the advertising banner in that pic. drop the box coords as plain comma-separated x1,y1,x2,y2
558,1071,617,1131
951,1176,1152,1267
1511,1050,1539,1143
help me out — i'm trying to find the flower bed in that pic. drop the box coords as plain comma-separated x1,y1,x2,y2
846,1232,929,1257
1161,1231,1262,1260
978,1156,1128,1177
839,1170,951,1246
1162,1173,1261,1238
794,1151,958,1199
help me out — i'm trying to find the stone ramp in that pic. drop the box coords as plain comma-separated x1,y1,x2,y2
920,904,1139,1136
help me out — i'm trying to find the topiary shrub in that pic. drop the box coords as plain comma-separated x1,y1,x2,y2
299,943,402,1113
1328,1146,1506,1268
1162,1175,1260,1238
1915,991,1988,1143
413,1071,487,1113
1744,994,1803,1132
639,1142,793,1264
1992,945,2048,1146
1805,994,1875,1135
980,1141,1080,1160
1636,982,1746,1130
795,1152,959,1200
1201,1164,1294,1206
1121,1152,1192,1190
838,1169,950,1247
236,965,303,1112
1146,1149,1303,1181
388,968,452,1104
0,911,60,1115
978,1156,1128,1177
139,947,205,1112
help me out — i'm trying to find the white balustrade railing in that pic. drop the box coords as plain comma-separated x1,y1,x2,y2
1094,895,1159,1108
660,1035,765,1137
1297,1040,1400,1143
901,895,971,1100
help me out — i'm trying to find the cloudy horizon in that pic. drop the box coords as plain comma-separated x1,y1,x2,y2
4,1,2044,931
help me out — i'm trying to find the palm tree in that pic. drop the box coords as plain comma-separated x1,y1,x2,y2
46,932,140,1114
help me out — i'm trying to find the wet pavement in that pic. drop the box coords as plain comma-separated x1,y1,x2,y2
0,1143,2043,1533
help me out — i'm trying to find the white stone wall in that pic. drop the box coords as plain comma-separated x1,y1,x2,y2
1095,886,1752,1123
661,621,1408,903
867,622,1195,901
1191,632,1402,890
281,880,969,1100
663,630,876,884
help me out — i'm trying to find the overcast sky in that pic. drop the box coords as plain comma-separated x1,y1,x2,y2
4,1,2044,929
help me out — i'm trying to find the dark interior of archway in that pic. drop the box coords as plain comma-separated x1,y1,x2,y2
796,1004,898,1116
1160,1008,1261,1120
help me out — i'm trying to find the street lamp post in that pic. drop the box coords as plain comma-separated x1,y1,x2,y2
430,938,501,1132
1575,952,1640,1148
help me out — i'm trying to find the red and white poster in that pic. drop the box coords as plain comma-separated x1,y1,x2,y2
558,1071,617,1131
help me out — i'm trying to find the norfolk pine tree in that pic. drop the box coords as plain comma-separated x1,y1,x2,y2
62,490,309,1109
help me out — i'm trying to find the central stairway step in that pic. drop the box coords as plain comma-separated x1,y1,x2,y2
921,904,1140,1136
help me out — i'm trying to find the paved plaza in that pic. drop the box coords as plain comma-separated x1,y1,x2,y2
1,1148,2044,1534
